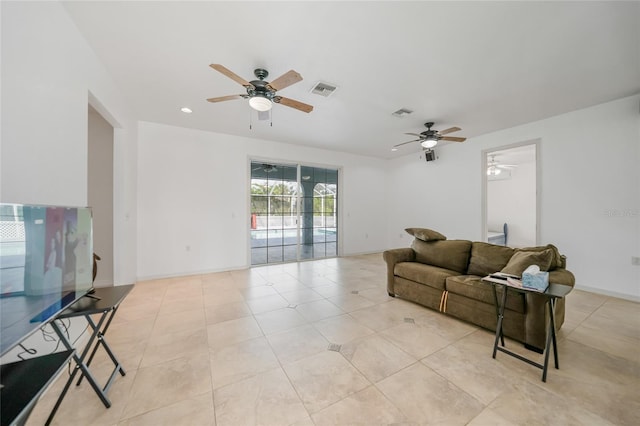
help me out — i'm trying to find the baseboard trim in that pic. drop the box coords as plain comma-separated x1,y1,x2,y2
574,284,639,303
137,264,247,282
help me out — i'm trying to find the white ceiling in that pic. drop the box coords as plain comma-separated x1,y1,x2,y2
62,1,640,159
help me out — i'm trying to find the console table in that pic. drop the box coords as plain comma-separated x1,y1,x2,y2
45,284,134,425
482,276,572,382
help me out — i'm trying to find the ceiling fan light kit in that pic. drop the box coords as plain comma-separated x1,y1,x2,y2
249,96,272,111
420,137,438,149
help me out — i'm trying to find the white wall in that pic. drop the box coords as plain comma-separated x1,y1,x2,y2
487,160,537,247
387,95,640,300
136,121,388,279
1,1,137,285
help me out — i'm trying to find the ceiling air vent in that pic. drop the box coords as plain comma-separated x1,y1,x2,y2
392,108,413,118
310,81,338,98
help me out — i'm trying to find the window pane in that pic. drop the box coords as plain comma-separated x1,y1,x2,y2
313,243,326,259
325,241,337,257
300,243,314,260
251,230,268,248
325,228,337,242
251,248,267,265
283,245,297,262
268,246,283,263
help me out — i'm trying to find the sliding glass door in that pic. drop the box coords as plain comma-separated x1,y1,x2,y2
250,161,338,265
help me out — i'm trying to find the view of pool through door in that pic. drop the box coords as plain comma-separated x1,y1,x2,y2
250,161,338,265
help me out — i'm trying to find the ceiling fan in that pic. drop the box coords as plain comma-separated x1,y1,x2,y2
206,64,314,113
393,122,466,149
252,163,278,173
487,154,517,176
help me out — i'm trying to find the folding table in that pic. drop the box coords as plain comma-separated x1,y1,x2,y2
45,284,134,425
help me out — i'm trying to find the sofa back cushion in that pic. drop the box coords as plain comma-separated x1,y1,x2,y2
467,242,516,277
411,239,472,273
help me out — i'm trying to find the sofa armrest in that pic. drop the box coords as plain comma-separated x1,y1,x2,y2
383,248,415,295
549,268,575,287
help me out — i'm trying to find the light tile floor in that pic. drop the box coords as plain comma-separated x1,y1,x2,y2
27,254,640,425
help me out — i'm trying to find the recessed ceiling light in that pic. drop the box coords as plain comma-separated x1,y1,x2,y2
391,148,398,152
181,107,192,114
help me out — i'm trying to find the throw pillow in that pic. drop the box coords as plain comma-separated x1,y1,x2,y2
517,244,564,269
405,228,446,242
501,249,554,276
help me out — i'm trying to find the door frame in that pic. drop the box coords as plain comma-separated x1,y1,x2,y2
481,139,541,246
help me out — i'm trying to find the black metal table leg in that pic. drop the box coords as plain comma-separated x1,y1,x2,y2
491,284,505,347
76,309,126,388
492,285,509,358
541,297,560,382
549,298,559,369
46,317,112,426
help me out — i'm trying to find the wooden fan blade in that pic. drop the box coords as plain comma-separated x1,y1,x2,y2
209,64,253,88
441,136,466,142
393,139,421,148
274,96,313,113
267,70,303,91
206,94,244,103
439,126,461,136
404,133,422,137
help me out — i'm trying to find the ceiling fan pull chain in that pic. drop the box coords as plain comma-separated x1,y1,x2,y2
249,106,253,130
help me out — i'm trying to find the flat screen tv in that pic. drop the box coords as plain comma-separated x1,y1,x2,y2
0,204,93,356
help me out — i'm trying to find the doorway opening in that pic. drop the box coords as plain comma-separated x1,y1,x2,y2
250,161,338,265
87,104,114,285
482,140,540,248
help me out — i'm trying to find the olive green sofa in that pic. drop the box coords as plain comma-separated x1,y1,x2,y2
383,228,575,351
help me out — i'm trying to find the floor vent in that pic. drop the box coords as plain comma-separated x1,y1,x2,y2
351,290,359,295
404,317,415,324
327,343,342,352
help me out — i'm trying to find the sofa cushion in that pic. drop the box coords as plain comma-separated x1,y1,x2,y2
501,249,554,276
445,275,525,313
467,242,515,277
394,262,459,290
405,227,446,242
411,239,472,273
